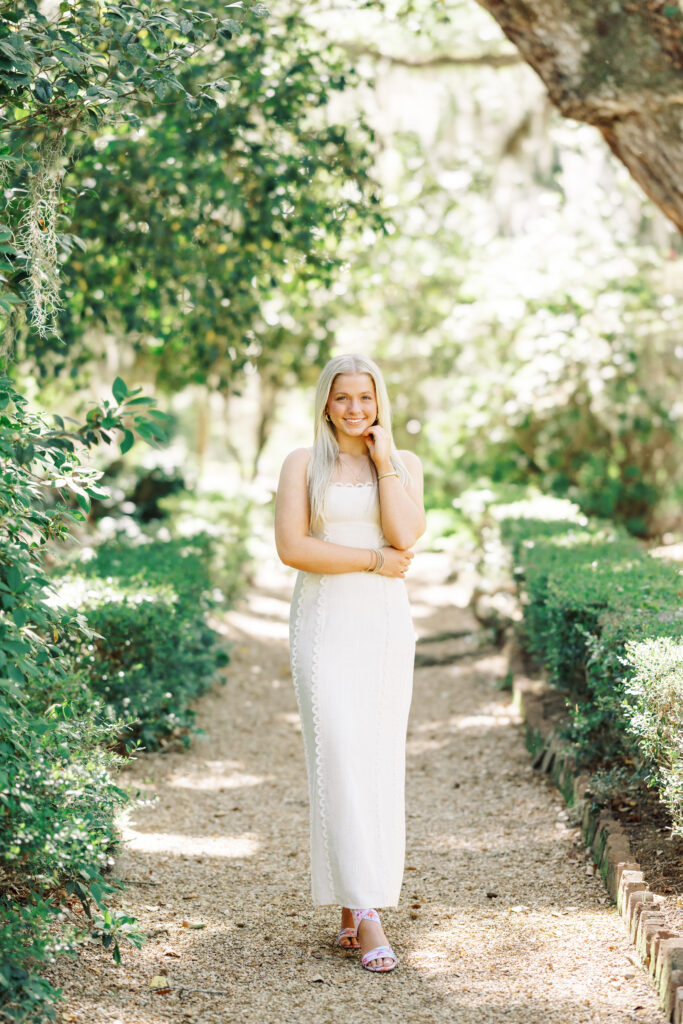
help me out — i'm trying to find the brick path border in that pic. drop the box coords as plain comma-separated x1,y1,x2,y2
505,638,683,1023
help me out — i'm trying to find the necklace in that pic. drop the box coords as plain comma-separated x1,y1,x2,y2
337,452,373,485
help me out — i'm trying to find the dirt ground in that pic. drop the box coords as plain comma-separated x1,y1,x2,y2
43,551,667,1024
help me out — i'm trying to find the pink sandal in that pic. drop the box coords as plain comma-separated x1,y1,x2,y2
351,908,398,972
336,926,359,949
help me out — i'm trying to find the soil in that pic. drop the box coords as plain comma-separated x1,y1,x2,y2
608,788,683,935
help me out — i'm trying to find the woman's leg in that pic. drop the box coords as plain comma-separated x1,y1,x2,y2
353,911,394,969
339,906,360,948
339,907,394,968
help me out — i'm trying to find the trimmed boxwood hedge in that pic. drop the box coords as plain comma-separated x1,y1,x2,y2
51,532,238,752
461,486,683,834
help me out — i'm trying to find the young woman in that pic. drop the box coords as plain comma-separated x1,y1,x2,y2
274,353,425,973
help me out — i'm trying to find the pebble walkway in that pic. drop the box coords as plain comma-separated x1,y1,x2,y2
45,552,667,1024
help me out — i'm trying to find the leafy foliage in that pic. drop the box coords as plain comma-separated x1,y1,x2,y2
307,2,683,534
622,638,683,835
462,486,683,830
4,0,386,395
0,0,267,336
0,372,168,1022
53,500,250,751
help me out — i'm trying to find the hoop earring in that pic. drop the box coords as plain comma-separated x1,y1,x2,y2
325,413,332,423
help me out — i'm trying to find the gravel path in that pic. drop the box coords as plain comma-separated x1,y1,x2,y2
45,552,667,1024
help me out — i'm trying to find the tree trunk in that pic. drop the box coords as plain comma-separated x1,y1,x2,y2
475,0,683,233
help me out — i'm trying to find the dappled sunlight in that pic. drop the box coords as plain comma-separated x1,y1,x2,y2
410,581,472,609
245,593,291,620
119,825,261,858
168,768,276,791
407,904,622,988
278,711,302,731
414,707,519,732
421,829,578,856
409,932,466,975
226,608,290,641
407,708,520,752
407,736,447,755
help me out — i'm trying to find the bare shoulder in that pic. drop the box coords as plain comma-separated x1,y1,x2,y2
397,449,423,474
280,447,312,474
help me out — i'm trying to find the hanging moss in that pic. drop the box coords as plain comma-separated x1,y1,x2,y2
17,131,66,338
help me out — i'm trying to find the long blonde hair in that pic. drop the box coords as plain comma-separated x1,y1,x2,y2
308,354,411,533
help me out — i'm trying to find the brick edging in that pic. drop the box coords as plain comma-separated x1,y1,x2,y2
505,639,683,1023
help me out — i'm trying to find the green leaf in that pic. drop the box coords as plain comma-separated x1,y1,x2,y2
57,50,86,73
126,42,148,61
112,376,128,402
119,429,134,454
34,77,53,104
75,491,91,513
141,418,166,440
251,4,269,17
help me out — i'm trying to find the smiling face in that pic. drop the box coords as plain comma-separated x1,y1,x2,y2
325,372,378,438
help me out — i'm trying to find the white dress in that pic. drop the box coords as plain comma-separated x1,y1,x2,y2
288,479,417,908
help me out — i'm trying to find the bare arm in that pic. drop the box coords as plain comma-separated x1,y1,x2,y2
374,449,426,550
275,448,376,574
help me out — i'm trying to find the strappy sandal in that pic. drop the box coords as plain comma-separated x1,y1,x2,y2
351,908,398,972
337,925,359,949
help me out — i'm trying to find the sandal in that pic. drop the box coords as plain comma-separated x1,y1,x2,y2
351,908,398,972
336,926,359,949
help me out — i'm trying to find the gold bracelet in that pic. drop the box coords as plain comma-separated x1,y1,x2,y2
365,547,382,573
377,470,399,480
365,548,377,572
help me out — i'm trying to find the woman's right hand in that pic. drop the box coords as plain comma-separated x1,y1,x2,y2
378,545,414,578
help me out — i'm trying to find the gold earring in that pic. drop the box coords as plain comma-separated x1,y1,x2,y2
325,413,331,423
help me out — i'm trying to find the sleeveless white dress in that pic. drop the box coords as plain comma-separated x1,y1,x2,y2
288,479,416,908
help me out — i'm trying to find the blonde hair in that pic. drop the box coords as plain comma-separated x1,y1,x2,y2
307,354,411,533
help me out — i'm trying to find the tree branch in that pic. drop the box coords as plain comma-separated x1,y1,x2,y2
338,42,522,69
474,0,683,233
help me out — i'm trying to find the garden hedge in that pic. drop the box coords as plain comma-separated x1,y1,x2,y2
460,487,683,834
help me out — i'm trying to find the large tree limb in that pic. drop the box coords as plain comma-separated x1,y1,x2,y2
339,42,522,69
474,0,683,232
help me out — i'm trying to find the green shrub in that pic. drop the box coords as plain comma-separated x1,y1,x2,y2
0,374,165,1023
460,485,683,830
51,514,250,751
0,680,143,1023
622,637,683,834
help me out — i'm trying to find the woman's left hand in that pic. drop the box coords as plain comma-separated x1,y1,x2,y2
363,424,392,468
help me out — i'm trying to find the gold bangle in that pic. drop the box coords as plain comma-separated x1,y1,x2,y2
377,470,399,480
365,549,377,572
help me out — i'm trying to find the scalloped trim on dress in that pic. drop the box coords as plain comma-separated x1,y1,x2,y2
329,480,377,487
312,536,336,899
289,575,313,812
373,574,391,886
290,572,335,899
